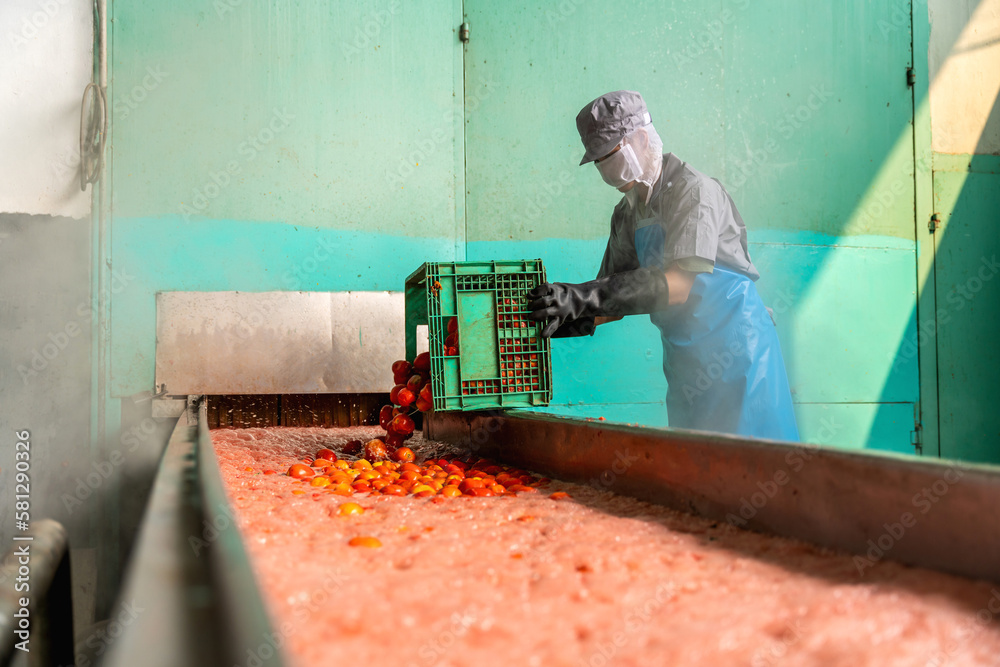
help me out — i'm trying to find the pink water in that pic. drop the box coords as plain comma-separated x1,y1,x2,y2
212,426,1000,667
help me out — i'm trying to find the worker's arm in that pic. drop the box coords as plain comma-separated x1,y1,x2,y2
591,266,696,327
528,265,698,338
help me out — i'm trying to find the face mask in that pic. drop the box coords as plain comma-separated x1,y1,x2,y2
595,143,641,189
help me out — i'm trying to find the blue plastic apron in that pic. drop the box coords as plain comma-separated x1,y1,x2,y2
635,222,799,441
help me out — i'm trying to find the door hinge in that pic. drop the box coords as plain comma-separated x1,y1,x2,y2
929,213,940,233
910,423,923,454
906,67,916,87
459,22,470,43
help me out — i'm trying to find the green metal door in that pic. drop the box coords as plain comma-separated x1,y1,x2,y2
462,1,921,451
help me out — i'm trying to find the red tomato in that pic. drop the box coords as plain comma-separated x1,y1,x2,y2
469,487,495,497
549,491,571,500
406,374,423,393
342,439,363,455
392,447,415,463
379,405,395,430
262,469,277,475
458,478,485,494
444,332,458,348
440,486,462,498
389,414,415,436
382,484,406,496
400,462,421,473
415,397,433,413
419,384,433,402
287,464,313,479
364,439,388,461
385,431,405,448
413,352,431,371
315,448,337,462
447,317,458,334
391,360,412,377
389,384,405,405
397,387,416,407
352,481,372,493
508,484,537,494
445,346,459,356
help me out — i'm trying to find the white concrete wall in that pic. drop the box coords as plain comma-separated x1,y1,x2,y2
929,0,1000,155
0,0,95,217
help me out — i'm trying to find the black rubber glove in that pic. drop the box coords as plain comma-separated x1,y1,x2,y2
526,268,671,338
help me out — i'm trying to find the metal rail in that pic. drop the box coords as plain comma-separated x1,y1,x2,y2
428,411,1000,583
0,520,74,667
102,396,282,667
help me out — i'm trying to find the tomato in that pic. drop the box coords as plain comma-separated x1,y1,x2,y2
338,502,364,516
413,352,431,371
392,447,415,463
310,476,331,487
469,487,495,497
331,482,353,496
549,491,571,500
413,490,435,499
352,459,373,470
444,332,458,348
370,478,390,491
385,431,405,448
400,462,421,473
352,481,372,493
406,374,424,393
381,484,406,496
392,359,412,376
399,470,421,482
287,464,314,479
379,405,395,430
396,387,416,407
445,346,459,356
262,469,277,475
508,484,538,493
415,397,432,413
314,448,336,462
458,478,485,494
440,486,462,498
489,484,506,495
364,439,388,461
342,439,363,455
447,317,458,334
389,384,405,404
348,536,382,548
389,414,415,437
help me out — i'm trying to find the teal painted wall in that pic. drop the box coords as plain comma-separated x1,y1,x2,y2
103,0,980,456
932,154,1000,463
463,1,920,451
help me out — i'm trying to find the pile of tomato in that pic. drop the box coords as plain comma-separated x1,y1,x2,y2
280,449,562,500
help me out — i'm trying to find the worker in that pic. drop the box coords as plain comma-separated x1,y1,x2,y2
527,90,799,441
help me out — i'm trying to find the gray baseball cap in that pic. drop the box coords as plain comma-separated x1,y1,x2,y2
576,90,652,165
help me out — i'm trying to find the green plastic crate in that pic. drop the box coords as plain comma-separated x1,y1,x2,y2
404,260,553,411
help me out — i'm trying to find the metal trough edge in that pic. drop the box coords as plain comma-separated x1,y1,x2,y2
427,410,1000,583
103,396,283,667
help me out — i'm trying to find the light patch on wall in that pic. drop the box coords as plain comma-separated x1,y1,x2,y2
0,0,95,217
928,0,1000,154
